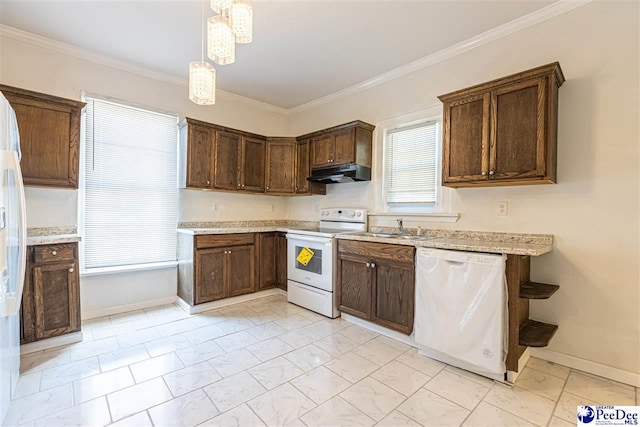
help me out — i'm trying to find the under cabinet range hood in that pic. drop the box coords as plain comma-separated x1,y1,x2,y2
307,164,371,184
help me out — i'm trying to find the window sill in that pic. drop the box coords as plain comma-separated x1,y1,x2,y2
369,212,460,223
80,261,178,277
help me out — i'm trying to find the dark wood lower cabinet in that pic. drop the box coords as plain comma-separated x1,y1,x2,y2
338,254,372,320
372,258,414,335
276,232,288,291
228,245,255,296
195,248,226,304
337,240,415,335
21,243,81,344
258,233,277,290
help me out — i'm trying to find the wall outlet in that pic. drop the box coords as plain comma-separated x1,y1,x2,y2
212,202,217,212
271,203,276,212
497,201,508,216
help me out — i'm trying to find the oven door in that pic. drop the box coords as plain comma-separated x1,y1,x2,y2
287,234,334,292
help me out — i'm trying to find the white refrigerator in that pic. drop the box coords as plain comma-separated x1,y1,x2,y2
0,93,27,423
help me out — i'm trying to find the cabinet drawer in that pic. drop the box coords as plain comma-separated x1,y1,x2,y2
33,244,76,263
338,240,415,264
196,233,255,249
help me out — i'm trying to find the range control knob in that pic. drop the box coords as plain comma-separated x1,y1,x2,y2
349,212,356,217
356,212,362,217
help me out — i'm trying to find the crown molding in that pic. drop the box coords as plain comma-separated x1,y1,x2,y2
286,0,592,115
1,0,591,116
0,24,288,115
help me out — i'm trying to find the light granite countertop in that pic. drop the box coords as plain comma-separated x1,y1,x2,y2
27,226,81,246
336,233,552,256
178,221,552,256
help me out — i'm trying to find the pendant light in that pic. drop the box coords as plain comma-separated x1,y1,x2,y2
189,0,216,105
230,0,252,44
207,15,235,65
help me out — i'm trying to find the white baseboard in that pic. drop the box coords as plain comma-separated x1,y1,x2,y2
21,332,83,355
81,296,177,320
531,348,640,388
506,347,531,384
340,313,418,348
178,289,283,315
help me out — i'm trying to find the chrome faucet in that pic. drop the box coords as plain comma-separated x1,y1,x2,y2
397,218,404,234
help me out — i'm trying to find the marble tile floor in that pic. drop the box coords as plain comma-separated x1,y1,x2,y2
5,294,638,427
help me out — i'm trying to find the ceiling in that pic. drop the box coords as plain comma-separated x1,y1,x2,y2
0,0,556,109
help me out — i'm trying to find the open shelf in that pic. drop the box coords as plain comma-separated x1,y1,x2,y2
520,281,560,299
519,320,558,347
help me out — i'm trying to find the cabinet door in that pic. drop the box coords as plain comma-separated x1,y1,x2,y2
7,96,81,188
311,135,333,169
266,140,296,193
241,137,266,192
33,261,80,339
491,77,547,180
187,124,213,188
337,253,372,319
276,232,288,290
214,131,241,190
372,259,415,335
258,233,276,290
195,248,226,304
332,128,356,166
227,245,255,297
20,248,36,343
295,139,311,194
442,93,490,184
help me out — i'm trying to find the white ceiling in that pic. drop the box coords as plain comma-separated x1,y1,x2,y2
0,0,556,109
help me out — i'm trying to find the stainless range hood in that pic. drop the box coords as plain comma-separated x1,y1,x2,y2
307,164,371,184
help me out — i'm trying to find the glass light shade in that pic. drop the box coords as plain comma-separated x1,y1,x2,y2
207,15,235,65
189,61,216,105
210,0,233,14
230,0,253,44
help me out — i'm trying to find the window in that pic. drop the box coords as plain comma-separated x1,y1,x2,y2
383,120,440,208
82,97,178,270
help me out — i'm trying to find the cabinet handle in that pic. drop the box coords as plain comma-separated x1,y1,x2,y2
481,171,487,176
371,263,376,269
51,250,57,256
489,170,495,176
295,186,298,191
327,160,331,163
228,250,231,254
366,262,370,267
266,186,270,190
242,184,245,188
68,267,74,273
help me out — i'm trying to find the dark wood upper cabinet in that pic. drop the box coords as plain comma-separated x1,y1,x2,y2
439,62,564,187
214,130,242,190
0,85,85,189
241,137,266,192
266,138,296,194
295,139,311,194
303,121,374,170
182,122,213,188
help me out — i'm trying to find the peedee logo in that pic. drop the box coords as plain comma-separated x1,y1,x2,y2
578,406,640,426
578,406,596,424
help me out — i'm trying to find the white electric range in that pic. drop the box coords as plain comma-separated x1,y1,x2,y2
286,208,367,318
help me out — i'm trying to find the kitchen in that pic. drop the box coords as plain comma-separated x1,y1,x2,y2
0,1,638,426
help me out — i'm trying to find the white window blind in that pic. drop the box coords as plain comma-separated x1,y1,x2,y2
83,97,178,269
384,121,438,205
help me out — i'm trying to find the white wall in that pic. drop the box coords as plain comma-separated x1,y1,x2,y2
287,2,640,375
0,35,289,312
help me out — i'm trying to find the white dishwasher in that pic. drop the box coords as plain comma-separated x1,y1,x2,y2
414,248,507,381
